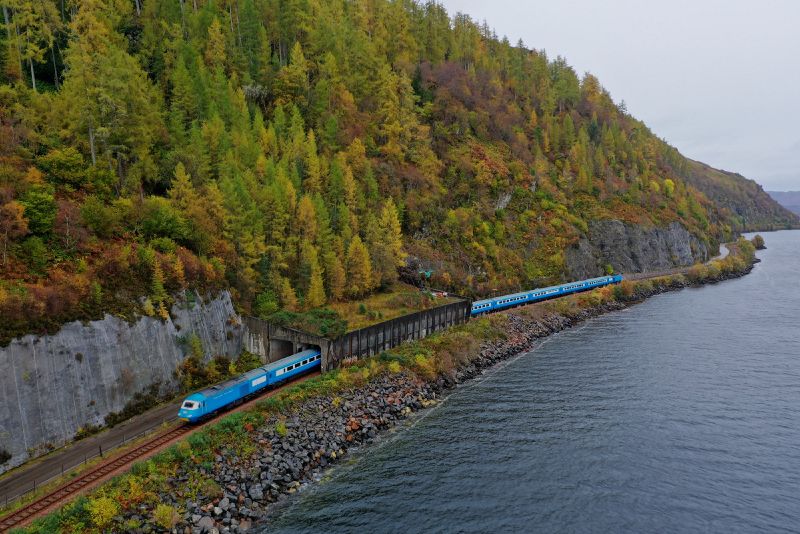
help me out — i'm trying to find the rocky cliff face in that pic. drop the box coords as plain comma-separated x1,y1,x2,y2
565,220,709,279
0,292,243,473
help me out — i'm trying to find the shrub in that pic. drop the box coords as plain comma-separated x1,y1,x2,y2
687,263,708,283
0,448,10,464
153,503,180,530
612,280,635,301
140,196,187,241
87,496,119,529
751,234,765,250
254,291,279,318
150,237,177,254
20,236,49,274
275,420,288,437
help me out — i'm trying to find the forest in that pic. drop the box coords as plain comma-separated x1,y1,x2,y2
0,0,794,343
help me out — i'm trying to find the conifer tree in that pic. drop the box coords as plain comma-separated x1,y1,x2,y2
345,235,373,297
60,0,162,181
302,130,321,193
322,250,346,301
275,41,309,108
204,18,226,70
296,194,318,242
278,277,298,311
6,0,60,91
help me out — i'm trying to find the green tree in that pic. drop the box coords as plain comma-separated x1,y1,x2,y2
21,186,56,235
204,18,227,70
59,0,163,190
274,41,309,108
6,0,61,91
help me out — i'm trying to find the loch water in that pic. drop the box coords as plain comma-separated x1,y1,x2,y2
265,230,800,533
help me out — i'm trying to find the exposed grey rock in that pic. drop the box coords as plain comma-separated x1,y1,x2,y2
197,516,215,531
565,220,709,279
0,291,244,473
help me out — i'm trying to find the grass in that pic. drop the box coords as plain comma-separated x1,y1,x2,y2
327,282,461,331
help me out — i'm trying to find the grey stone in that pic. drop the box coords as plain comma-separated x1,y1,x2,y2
197,516,215,531
565,220,709,279
0,291,244,472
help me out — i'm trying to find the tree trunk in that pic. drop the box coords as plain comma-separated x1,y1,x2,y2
29,58,37,92
235,3,242,48
50,47,59,89
88,126,97,165
2,6,10,36
133,0,141,15
9,10,23,80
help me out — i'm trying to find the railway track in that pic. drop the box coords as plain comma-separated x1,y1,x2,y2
0,424,191,532
0,372,319,532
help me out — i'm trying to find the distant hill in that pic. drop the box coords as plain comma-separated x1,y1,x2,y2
679,161,800,231
767,191,800,216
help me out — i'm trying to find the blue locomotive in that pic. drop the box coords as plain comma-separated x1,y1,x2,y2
178,348,321,422
470,274,623,316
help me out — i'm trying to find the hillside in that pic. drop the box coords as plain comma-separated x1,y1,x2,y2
680,160,799,230
0,0,794,344
767,191,800,215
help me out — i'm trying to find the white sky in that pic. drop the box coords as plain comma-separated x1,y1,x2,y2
440,0,800,191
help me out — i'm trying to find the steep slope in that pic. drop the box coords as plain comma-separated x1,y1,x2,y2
0,0,793,345
767,191,800,215
681,160,799,230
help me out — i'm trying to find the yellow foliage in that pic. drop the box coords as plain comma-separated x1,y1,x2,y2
153,503,180,530
88,496,119,529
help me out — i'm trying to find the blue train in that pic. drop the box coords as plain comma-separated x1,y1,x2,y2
178,348,321,423
179,274,623,422
470,274,623,316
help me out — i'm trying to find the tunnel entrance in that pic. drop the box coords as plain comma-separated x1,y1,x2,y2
268,339,295,363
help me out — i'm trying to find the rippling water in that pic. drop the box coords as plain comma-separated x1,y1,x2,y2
265,231,800,533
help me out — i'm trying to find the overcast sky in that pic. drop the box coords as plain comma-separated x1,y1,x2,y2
440,0,800,191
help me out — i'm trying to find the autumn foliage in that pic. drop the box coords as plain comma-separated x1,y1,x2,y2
0,0,784,343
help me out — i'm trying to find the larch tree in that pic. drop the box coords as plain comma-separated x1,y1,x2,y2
59,0,162,188
302,129,321,193
274,41,309,108
204,18,227,71
6,0,60,91
345,234,373,298
322,250,345,301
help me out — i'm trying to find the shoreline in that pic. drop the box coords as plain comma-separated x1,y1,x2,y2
15,242,758,533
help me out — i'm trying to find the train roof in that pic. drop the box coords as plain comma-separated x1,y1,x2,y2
196,374,248,398
472,276,618,307
263,348,321,373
